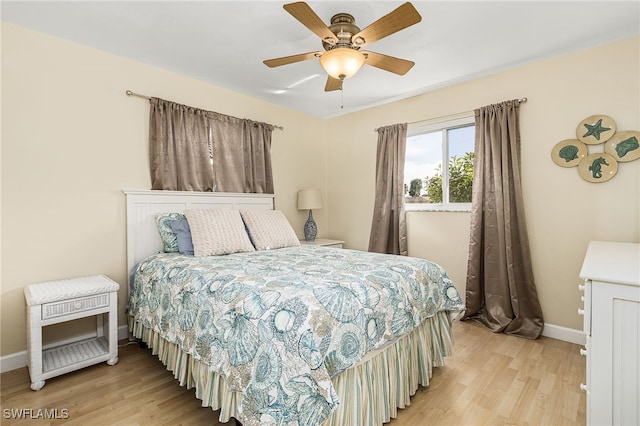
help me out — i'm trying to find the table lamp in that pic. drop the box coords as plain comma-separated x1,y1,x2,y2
297,189,323,242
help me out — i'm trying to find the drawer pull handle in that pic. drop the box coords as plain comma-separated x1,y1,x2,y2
578,308,584,316
578,284,585,291
581,296,585,302
580,383,588,392
580,348,587,356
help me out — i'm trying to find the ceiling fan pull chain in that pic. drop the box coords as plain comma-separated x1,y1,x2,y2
341,85,344,109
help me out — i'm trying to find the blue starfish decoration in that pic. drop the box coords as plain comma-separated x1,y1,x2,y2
582,118,611,141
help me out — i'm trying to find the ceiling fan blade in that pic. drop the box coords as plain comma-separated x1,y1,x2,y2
324,76,342,92
263,52,319,68
363,51,415,75
283,2,337,44
352,2,421,48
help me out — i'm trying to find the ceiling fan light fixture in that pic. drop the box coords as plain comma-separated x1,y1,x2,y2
319,48,366,80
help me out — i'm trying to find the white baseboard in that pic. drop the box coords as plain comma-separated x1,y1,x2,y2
541,323,586,346
0,350,28,375
0,325,130,373
1,323,585,374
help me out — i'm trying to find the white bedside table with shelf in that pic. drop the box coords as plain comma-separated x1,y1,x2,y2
24,275,119,391
300,238,345,248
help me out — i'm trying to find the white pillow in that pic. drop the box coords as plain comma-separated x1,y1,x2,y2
240,209,301,250
184,209,255,256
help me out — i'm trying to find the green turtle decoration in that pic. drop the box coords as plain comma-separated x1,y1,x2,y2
615,136,639,157
605,131,640,163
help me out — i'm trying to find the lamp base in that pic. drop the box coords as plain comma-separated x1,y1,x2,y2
304,210,317,242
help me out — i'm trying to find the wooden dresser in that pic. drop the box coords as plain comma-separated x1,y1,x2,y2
579,241,640,426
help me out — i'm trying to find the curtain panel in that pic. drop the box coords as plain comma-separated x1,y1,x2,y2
463,100,544,339
149,98,274,194
368,123,408,256
149,98,213,191
240,120,274,193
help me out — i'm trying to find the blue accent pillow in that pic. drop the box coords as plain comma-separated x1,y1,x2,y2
156,213,185,253
169,219,194,255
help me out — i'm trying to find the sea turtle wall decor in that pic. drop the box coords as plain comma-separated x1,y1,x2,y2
552,115,639,183
605,131,640,162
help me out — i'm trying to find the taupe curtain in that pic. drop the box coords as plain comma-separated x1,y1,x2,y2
463,100,544,339
149,98,213,191
242,120,274,193
209,114,274,193
368,123,408,256
208,112,242,192
149,98,274,193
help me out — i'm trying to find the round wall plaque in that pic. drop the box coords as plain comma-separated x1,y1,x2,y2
577,153,618,183
604,130,640,162
576,115,616,145
551,139,588,167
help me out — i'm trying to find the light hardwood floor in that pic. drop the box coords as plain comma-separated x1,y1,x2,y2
1,320,585,425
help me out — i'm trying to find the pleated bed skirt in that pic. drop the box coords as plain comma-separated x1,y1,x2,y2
129,310,455,425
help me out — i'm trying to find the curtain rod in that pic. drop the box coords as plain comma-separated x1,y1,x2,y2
125,90,285,130
373,98,527,132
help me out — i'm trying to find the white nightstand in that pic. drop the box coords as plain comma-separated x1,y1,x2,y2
300,238,345,248
24,275,119,391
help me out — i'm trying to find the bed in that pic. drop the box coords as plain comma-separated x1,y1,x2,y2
124,190,464,426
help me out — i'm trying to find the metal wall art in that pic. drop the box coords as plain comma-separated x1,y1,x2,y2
551,114,640,183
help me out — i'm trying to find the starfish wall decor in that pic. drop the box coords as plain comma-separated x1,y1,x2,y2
550,114,640,183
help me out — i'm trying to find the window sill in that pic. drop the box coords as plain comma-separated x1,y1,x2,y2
406,204,471,213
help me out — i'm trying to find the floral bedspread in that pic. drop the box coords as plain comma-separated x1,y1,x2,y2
129,245,463,426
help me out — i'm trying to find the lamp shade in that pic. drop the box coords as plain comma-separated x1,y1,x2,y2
319,48,366,80
297,189,323,210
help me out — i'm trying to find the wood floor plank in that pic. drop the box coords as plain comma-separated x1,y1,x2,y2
1,321,585,425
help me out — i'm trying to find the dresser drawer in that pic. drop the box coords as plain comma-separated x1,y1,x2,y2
42,293,110,320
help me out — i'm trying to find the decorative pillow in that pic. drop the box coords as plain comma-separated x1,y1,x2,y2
240,209,300,250
184,209,255,256
155,212,185,253
169,219,194,255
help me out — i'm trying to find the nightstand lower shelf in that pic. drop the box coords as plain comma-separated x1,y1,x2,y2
42,336,115,379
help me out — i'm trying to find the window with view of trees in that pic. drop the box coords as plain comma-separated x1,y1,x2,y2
404,116,475,210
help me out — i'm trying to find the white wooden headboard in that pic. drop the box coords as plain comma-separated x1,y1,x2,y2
123,190,274,279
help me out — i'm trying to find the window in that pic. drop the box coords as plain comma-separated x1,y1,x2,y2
404,116,475,211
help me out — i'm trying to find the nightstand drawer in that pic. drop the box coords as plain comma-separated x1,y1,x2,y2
42,293,110,320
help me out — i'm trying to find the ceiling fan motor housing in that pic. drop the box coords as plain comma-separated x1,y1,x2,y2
322,13,362,51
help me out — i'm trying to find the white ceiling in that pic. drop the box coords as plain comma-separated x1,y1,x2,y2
2,1,639,119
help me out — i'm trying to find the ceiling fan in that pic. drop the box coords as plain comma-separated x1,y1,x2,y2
263,2,422,92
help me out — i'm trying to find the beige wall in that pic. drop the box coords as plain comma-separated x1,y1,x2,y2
0,23,328,356
326,36,640,331
406,212,471,303
2,22,638,358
